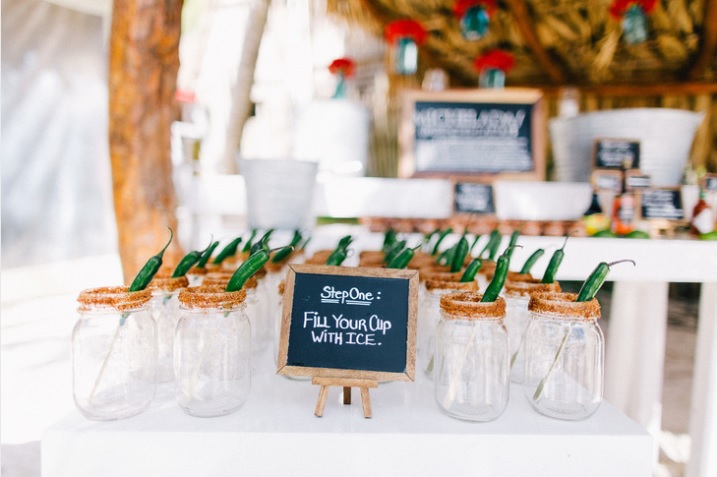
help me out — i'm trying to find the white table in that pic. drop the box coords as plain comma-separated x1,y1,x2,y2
311,227,717,477
43,346,651,477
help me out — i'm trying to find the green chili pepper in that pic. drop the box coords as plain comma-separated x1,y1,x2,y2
225,246,293,292
469,234,481,253
505,230,520,259
325,247,348,266
479,230,500,259
212,237,243,265
382,229,398,253
541,236,569,284
196,241,219,268
460,258,482,282
337,235,353,249
487,232,503,262
241,229,258,253
576,259,636,302
171,238,214,278
129,227,173,292
384,240,407,265
431,228,453,256
481,245,521,302
250,229,274,255
436,243,457,266
300,236,312,251
271,230,303,263
519,249,545,275
387,244,421,269
451,235,469,273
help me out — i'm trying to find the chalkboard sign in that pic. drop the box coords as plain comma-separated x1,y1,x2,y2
277,265,419,381
625,171,651,190
592,169,623,192
703,174,717,192
593,138,640,169
399,88,545,181
454,182,494,214
640,188,684,221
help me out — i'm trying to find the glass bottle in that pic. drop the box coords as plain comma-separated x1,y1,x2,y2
394,37,418,75
460,6,490,40
611,171,635,235
479,68,505,89
622,5,648,45
417,277,477,379
175,286,251,417
434,291,509,421
148,275,189,383
691,189,715,235
73,286,155,420
503,279,561,384
522,292,604,420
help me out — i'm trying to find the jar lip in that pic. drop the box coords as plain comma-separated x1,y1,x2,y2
528,292,601,320
440,291,505,319
202,273,258,289
147,275,189,293
425,278,477,292
178,286,247,309
504,279,560,298
77,286,152,311
418,267,455,282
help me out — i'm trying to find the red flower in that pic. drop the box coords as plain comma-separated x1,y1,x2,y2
609,0,658,19
473,50,515,72
384,19,427,45
453,0,496,18
328,58,356,78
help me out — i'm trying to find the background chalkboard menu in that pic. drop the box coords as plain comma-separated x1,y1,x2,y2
594,138,641,169
641,188,684,220
454,182,494,214
277,265,418,381
399,89,545,181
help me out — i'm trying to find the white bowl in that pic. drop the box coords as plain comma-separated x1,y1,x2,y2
494,181,592,221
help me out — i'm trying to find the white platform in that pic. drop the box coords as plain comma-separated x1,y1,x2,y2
43,346,652,477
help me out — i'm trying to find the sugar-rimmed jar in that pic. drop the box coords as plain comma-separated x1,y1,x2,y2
434,292,509,421
522,292,604,420
73,286,155,420
417,275,476,379
174,286,251,417
503,278,560,384
147,274,189,383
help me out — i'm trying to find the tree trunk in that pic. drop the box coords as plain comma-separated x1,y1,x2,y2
109,0,185,283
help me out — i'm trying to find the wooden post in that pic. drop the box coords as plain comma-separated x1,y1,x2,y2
108,0,185,283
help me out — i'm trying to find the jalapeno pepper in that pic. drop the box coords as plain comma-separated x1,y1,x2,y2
382,229,398,253
325,247,348,266
487,231,503,262
519,248,545,275
431,228,453,256
469,234,481,253
129,227,173,292
384,239,407,265
459,257,482,282
171,238,214,278
212,237,243,265
505,230,520,259
436,243,457,266
541,236,569,284
479,230,500,260
250,229,274,255
576,259,636,302
271,230,303,263
196,241,220,268
387,244,421,269
481,245,521,302
225,246,294,292
450,234,469,273
241,229,258,253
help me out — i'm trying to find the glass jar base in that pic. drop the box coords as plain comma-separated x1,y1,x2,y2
529,401,601,421
179,403,245,418
76,400,153,421
437,404,506,423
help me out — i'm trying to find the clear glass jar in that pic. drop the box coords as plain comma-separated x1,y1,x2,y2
148,275,189,383
503,279,560,384
175,286,251,417
522,292,604,420
417,277,477,380
434,292,509,422
73,286,156,420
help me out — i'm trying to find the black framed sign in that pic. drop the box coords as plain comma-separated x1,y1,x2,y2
593,138,640,170
399,88,545,181
592,169,623,192
277,265,419,381
703,174,717,192
454,182,495,214
640,188,684,221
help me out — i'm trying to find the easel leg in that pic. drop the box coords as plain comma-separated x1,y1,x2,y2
360,387,372,418
315,385,329,417
343,386,351,405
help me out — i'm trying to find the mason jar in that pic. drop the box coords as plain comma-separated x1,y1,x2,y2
503,279,560,384
434,292,509,421
417,276,477,380
522,292,604,420
175,286,251,417
73,286,156,420
148,275,189,383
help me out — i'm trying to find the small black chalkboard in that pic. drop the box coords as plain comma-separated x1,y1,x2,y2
703,174,717,192
594,138,640,169
454,182,494,214
277,265,418,381
640,188,684,221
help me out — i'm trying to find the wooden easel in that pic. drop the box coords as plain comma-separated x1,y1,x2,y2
312,378,378,418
